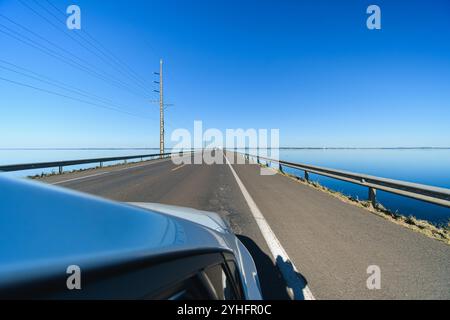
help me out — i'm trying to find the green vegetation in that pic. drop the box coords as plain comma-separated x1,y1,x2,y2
28,159,153,180
260,163,450,245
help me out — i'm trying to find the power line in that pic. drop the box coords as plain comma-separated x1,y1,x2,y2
0,58,144,113
44,0,152,89
1,2,177,132
0,75,153,120
0,57,116,106
82,31,152,89
15,0,152,98
0,13,148,99
28,0,153,95
29,0,148,92
0,23,150,99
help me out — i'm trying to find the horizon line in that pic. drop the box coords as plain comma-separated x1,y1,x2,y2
1,147,450,150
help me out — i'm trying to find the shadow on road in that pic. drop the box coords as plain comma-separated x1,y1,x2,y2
237,235,291,300
275,256,311,300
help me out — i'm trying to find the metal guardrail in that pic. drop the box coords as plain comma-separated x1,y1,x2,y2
2,149,449,209
237,151,450,209
0,151,193,174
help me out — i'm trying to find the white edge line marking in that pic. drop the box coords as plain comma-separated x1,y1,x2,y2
51,160,165,184
52,172,108,185
51,154,193,185
224,152,315,300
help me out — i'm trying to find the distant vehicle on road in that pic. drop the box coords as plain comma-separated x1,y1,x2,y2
0,176,262,300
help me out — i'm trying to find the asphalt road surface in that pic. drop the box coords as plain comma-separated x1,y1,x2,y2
39,150,450,299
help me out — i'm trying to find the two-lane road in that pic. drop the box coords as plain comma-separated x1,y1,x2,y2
40,151,291,299
38,150,450,299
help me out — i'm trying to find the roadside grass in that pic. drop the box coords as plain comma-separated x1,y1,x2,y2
256,162,450,245
29,166,104,179
28,158,156,180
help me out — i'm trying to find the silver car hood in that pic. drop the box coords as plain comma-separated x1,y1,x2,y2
129,202,231,234
129,202,262,300
0,176,262,300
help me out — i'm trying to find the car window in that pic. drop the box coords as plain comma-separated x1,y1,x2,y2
203,264,239,300
153,274,214,300
224,259,244,298
145,253,242,300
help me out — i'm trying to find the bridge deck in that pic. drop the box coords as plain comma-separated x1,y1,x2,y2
39,151,450,299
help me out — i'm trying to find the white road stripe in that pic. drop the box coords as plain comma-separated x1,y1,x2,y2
51,172,108,185
51,154,193,185
113,158,172,172
224,153,315,300
171,164,186,172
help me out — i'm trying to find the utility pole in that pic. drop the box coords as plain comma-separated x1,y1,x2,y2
154,59,164,157
159,59,164,155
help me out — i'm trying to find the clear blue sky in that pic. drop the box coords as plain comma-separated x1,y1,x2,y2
1,0,449,148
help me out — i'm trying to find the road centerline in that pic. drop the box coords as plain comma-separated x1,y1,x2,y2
171,164,186,172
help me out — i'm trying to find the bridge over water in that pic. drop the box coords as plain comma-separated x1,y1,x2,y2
12,149,446,300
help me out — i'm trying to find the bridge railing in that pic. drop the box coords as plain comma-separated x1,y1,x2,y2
0,151,193,174
236,151,450,209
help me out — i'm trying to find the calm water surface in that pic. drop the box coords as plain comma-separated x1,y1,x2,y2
1,148,449,225
246,149,450,225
